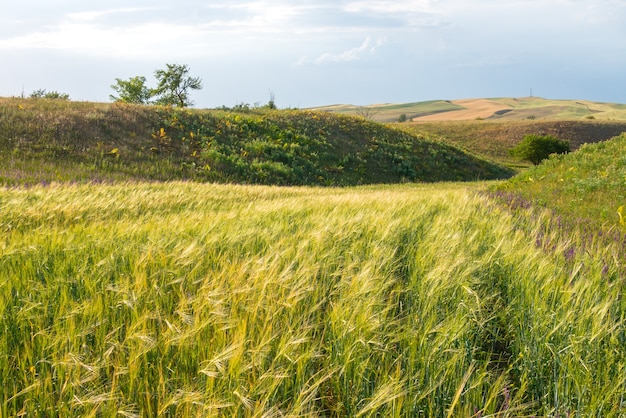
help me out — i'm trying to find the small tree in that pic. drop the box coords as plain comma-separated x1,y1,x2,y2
110,76,152,104
510,134,570,165
354,106,380,121
152,64,203,107
30,89,69,100
267,91,277,110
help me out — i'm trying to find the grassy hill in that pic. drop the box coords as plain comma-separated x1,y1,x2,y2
313,97,626,123
495,132,626,229
0,97,512,186
313,98,626,168
398,119,626,168
312,100,465,122
488,131,626,288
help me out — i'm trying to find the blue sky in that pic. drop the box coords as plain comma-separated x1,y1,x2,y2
1,0,625,108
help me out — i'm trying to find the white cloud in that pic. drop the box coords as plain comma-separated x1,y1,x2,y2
1,0,625,107
294,37,386,66
65,8,148,22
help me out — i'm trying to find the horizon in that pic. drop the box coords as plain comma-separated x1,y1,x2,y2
2,1,625,108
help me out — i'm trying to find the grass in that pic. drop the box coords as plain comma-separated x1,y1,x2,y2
0,97,512,187
495,133,626,228
3,97,626,415
397,119,626,169
1,181,625,416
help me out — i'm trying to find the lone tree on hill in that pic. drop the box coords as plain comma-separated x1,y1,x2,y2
152,64,203,107
110,76,152,104
510,134,570,165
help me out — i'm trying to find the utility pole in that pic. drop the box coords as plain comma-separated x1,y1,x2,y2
530,88,533,97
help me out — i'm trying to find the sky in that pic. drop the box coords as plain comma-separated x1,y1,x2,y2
1,0,625,108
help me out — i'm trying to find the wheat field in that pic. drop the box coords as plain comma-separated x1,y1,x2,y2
1,181,624,416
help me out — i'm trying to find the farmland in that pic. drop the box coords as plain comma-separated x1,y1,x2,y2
1,180,624,416
1,97,626,416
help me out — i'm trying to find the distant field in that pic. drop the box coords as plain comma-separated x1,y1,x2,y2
312,97,626,123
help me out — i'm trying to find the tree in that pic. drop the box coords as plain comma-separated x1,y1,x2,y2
355,106,380,121
152,64,203,107
110,76,152,104
510,134,570,165
267,91,277,110
30,89,69,100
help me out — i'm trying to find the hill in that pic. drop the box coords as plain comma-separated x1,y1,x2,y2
312,98,626,168
0,97,512,186
488,132,626,284
397,119,626,167
313,97,626,123
496,132,626,229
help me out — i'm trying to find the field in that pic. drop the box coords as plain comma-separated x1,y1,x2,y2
313,97,626,169
313,97,626,123
1,180,626,416
2,97,626,416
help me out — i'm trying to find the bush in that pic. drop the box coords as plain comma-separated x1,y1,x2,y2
510,134,570,165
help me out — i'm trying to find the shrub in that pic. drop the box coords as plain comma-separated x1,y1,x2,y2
510,134,570,165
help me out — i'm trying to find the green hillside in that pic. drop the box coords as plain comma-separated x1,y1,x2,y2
496,132,626,228
0,98,512,186
398,119,626,168
489,132,626,283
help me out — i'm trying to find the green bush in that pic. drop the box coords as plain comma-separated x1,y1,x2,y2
510,134,570,165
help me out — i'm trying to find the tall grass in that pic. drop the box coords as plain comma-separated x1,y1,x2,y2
1,181,625,416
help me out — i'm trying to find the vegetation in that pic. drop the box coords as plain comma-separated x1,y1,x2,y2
494,133,626,229
2,94,626,416
397,119,626,168
29,89,70,100
152,64,203,108
0,98,512,186
110,76,152,105
110,64,202,107
509,134,570,165
1,181,625,416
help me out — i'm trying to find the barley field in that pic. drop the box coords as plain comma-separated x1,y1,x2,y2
1,181,625,416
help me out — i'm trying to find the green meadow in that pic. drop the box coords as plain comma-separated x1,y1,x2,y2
1,98,626,416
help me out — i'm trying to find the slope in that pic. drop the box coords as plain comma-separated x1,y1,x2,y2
313,97,626,123
0,97,513,186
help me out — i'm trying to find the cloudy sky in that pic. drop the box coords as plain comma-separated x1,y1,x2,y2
1,0,625,108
